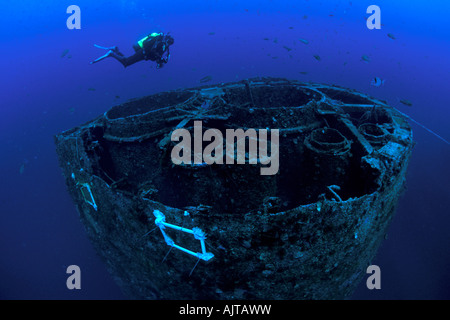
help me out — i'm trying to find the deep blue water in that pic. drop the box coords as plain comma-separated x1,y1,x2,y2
1,0,449,299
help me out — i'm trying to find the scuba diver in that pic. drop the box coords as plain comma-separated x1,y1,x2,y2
90,32,174,69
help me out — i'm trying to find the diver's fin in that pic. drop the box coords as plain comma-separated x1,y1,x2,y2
94,44,118,50
395,109,450,145
90,50,114,64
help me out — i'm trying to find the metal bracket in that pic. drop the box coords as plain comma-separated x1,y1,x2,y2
153,210,214,261
78,181,98,211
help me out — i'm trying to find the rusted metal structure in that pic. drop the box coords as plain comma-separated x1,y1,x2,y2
55,77,413,299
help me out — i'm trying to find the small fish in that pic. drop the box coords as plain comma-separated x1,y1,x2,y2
88,87,96,91
371,77,385,87
298,38,309,45
263,37,270,41
361,55,371,63
208,32,215,36
299,71,308,75
302,15,308,20
400,99,413,107
19,159,28,175
115,95,120,99
283,46,292,52
387,33,396,40
199,76,212,83
313,54,321,61
288,26,294,30
19,163,25,175
61,49,69,58
273,38,278,44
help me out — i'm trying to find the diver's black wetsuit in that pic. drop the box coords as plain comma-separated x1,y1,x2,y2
92,33,174,69
110,47,145,68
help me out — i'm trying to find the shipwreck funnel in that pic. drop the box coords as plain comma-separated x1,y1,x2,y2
55,77,414,299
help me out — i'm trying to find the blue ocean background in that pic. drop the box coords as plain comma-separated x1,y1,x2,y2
1,0,449,299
